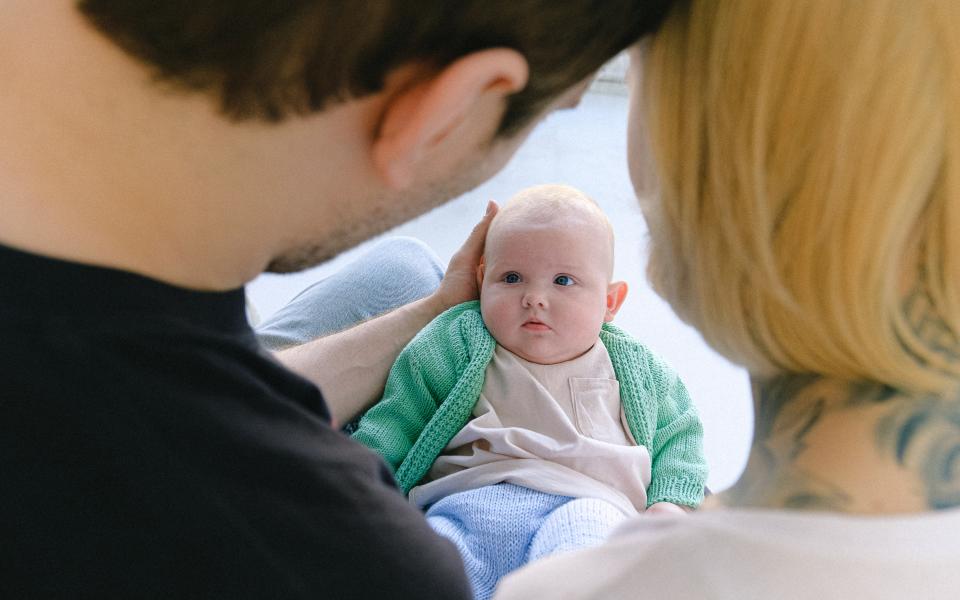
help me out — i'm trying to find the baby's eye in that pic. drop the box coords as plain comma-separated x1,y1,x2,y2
504,272,521,284
554,275,575,286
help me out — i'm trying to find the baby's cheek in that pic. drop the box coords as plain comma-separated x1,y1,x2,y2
480,297,511,341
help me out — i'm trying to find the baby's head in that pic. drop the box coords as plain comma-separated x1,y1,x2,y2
478,184,628,365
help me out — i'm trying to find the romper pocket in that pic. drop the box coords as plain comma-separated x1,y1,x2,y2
569,377,629,444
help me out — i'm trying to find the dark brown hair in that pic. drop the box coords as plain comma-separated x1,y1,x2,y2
77,0,672,135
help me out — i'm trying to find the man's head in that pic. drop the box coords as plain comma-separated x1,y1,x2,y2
18,1,673,286
478,184,628,365
77,0,672,137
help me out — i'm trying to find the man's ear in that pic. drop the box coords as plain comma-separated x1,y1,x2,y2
476,258,486,291
372,48,529,190
604,281,628,322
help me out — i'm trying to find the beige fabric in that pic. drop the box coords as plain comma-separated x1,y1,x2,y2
408,343,651,516
494,507,960,599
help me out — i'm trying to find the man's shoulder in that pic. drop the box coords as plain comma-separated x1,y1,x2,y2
0,317,471,598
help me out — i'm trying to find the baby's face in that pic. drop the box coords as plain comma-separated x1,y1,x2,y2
480,218,614,365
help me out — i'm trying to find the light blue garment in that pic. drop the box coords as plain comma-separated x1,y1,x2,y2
255,237,444,350
426,483,627,600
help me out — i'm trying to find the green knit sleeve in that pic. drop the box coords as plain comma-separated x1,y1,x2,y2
351,302,477,473
645,353,708,508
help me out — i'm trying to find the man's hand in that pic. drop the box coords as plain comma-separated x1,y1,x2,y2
430,201,498,312
275,201,500,425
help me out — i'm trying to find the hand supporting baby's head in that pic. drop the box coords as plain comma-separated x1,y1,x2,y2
478,184,628,365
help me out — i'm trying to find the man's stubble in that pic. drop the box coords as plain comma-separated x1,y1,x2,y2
265,137,519,274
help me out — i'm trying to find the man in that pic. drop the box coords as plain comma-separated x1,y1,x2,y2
0,1,672,597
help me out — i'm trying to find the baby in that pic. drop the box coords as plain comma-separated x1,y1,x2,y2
354,184,707,600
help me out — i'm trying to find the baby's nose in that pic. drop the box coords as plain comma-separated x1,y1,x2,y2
521,290,548,308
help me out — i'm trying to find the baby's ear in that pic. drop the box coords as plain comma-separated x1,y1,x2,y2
604,281,628,322
476,259,486,291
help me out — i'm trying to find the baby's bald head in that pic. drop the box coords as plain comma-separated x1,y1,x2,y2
487,184,615,279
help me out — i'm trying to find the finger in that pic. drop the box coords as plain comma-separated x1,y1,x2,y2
470,200,499,242
451,201,499,263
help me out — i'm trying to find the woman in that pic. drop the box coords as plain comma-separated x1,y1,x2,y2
496,1,960,597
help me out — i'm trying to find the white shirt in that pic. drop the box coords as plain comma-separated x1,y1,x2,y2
494,507,960,599
409,343,651,517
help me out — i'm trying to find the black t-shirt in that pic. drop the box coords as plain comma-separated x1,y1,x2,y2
0,244,471,599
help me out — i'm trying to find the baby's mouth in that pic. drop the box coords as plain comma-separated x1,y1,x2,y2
522,319,551,332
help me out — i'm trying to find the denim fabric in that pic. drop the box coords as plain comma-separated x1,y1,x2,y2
255,237,444,351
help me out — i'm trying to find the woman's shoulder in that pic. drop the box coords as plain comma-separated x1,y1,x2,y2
494,508,960,600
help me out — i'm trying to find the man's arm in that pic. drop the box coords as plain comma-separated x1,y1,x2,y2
276,202,497,426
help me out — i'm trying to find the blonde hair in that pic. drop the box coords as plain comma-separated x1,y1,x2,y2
641,0,960,394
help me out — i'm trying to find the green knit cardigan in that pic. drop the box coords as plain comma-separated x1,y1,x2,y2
353,301,707,508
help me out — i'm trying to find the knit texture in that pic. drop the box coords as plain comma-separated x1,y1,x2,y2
352,301,707,508
425,483,627,600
